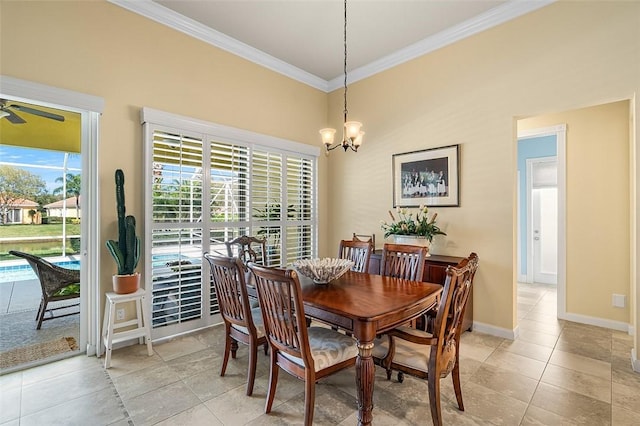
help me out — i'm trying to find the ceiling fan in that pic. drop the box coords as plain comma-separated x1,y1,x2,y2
0,99,65,124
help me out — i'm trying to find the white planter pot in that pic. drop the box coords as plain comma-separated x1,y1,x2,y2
392,235,431,256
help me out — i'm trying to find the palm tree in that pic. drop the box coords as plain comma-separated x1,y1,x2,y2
53,173,81,219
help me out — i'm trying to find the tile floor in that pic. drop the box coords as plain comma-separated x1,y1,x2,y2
1,282,639,425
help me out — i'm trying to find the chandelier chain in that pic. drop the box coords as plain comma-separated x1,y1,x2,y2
343,0,348,120
319,0,362,153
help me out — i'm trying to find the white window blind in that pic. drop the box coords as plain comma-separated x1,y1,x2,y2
143,108,318,339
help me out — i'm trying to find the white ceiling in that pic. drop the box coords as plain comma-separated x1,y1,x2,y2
111,0,554,91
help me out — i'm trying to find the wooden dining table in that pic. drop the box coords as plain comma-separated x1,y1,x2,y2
296,270,442,426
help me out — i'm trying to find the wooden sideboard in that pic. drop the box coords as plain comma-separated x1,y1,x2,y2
368,251,472,332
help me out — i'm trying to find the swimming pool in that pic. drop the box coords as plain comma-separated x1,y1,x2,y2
1,253,201,283
0,259,81,283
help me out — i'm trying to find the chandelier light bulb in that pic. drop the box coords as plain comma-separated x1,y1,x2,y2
319,128,337,146
344,121,362,141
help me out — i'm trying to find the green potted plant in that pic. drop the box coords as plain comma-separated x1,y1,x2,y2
381,206,446,255
105,169,141,294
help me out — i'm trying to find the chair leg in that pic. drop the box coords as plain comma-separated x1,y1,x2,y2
230,338,239,359
246,341,258,396
381,334,395,380
428,372,443,426
451,361,464,411
263,341,268,356
220,324,232,377
304,370,316,426
452,342,464,411
36,298,47,330
35,298,44,321
265,350,279,414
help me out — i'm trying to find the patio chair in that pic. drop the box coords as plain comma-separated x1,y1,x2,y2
8,250,80,329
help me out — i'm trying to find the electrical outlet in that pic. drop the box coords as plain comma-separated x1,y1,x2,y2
116,308,125,320
612,294,626,308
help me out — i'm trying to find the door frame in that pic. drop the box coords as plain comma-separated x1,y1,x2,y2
1,75,104,355
526,156,558,285
518,124,567,318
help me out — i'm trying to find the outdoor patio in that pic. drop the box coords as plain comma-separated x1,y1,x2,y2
0,278,79,372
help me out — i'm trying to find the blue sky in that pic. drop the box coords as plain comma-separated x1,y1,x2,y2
0,144,82,193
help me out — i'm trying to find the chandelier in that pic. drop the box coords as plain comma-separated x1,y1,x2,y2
319,0,364,153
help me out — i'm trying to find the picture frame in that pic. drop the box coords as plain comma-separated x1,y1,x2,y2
392,144,460,207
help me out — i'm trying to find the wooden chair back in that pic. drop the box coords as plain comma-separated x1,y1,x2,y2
338,239,373,273
246,263,312,369
380,252,479,426
380,243,427,281
247,262,358,425
203,252,267,396
225,235,268,268
203,253,256,333
433,253,479,371
353,233,375,251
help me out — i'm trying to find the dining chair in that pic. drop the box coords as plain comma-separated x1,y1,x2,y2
380,243,427,281
372,253,479,426
338,239,373,273
8,250,80,329
225,235,267,305
225,235,268,268
203,253,268,396
352,232,375,251
246,262,358,426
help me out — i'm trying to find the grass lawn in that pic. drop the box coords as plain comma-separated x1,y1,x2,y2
0,224,81,261
0,223,80,238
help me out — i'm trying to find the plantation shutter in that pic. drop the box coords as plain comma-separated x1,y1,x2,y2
285,156,314,264
251,149,284,266
143,107,318,340
149,129,205,333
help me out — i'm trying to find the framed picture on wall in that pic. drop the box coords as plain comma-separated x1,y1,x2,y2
392,144,460,207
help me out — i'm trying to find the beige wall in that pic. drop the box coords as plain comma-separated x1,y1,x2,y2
519,101,631,324
1,1,638,342
323,1,639,333
1,1,328,301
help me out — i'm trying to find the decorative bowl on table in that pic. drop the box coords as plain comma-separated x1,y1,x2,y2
292,258,354,284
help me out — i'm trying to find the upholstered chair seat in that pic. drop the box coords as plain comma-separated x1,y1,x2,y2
280,326,358,372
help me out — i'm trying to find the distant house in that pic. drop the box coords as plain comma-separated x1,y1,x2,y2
44,196,81,219
0,197,40,224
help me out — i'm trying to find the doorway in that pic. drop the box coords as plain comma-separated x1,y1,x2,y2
517,124,567,319
0,75,103,371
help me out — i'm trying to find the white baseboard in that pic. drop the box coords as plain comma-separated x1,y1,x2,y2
560,312,631,333
472,321,518,340
86,343,97,357
517,274,527,283
632,349,640,373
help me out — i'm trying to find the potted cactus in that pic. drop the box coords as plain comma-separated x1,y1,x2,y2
105,169,141,294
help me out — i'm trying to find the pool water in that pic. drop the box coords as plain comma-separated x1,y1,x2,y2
0,260,81,282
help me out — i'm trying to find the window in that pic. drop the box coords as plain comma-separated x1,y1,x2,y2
143,108,318,338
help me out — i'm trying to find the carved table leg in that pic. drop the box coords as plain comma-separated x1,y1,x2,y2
356,340,375,426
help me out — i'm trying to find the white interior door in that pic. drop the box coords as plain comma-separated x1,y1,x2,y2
532,186,557,284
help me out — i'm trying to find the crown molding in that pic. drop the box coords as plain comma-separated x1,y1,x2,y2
110,0,554,93
109,0,329,92
329,0,556,91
